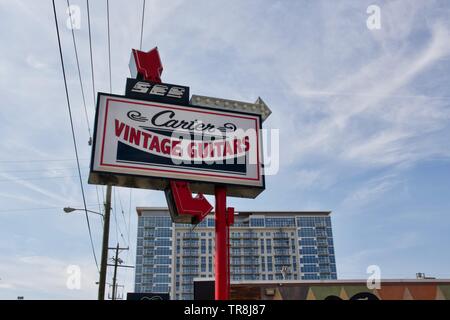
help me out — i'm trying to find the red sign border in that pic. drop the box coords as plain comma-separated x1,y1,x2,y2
96,96,262,183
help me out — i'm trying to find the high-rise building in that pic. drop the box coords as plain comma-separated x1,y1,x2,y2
134,208,337,300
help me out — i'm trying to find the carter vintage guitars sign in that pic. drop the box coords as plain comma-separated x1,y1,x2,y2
89,93,264,198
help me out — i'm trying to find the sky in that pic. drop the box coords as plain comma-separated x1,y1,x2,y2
0,0,449,299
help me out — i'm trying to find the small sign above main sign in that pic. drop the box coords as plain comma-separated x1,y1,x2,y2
89,93,265,198
125,78,190,106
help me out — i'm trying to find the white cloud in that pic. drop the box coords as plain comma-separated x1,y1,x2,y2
25,54,46,69
0,255,98,299
340,174,400,210
269,17,450,204
338,231,420,279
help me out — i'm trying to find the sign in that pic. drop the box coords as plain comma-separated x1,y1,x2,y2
126,292,170,300
193,279,215,300
190,95,272,121
129,48,163,83
125,78,190,106
89,93,265,198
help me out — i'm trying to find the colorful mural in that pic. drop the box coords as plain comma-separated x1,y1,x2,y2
230,280,450,300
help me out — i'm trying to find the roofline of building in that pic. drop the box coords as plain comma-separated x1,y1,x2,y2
193,278,450,284
136,207,332,216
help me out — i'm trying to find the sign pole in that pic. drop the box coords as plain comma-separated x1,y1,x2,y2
98,184,112,300
214,185,229,300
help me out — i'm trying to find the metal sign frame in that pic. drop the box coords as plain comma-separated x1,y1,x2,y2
88,92,265,198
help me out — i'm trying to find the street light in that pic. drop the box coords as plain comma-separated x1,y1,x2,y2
63,207,104,217
62,185,112,300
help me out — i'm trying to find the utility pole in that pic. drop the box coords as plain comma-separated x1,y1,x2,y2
98,185,112,300
107,243,133,300
111,243,120,300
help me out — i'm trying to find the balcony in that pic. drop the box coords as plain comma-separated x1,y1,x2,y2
230,243,258,248
143,242,155,248
273,233,289,239
232,254,259,258
182,270,199,275
182,235,199,240
182,244,199,249
274,253,291,257
317,241,328,248
242,251,259,256
274,261,291,266
231,270,259,275
273,242,290,248
315,222,327,229
182,289,193,294
183,251,200,257
231,235,258,240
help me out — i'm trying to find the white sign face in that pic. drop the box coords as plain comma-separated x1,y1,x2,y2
89,94,264,197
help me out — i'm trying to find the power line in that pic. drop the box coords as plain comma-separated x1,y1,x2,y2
86,0,105,217
0,166,89,174
0,175,79,183
0,158,89,163
0,204,100,213
95,185,103,221
86,0,96,107
113,188,121,244
116,190,133,261
106,0,112,93
139,0,146,50
52,0,99,273
125,188,133,264
116,189,130,242
66,0,92,139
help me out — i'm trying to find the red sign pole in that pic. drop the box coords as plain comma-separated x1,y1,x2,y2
131,47,232,300
214,185,229,300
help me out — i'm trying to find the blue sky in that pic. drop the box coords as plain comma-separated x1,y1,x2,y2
0,0,449,299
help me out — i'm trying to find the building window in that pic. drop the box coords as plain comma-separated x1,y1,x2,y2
250,217,265,227
266,239,272,254
201,239,206,254
301,264,319,273
302,255,318,264
267,257,273,272
155,228,172,238
155,247,172,255
299,238,316,246
300,246,317,255
298,228,315,238
201,257,206,272
265,217,295,228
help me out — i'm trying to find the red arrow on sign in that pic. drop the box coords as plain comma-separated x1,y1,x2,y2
167,180,213,224
129,47,163,83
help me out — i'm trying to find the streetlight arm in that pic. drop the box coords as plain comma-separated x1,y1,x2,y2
63,207,104,217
